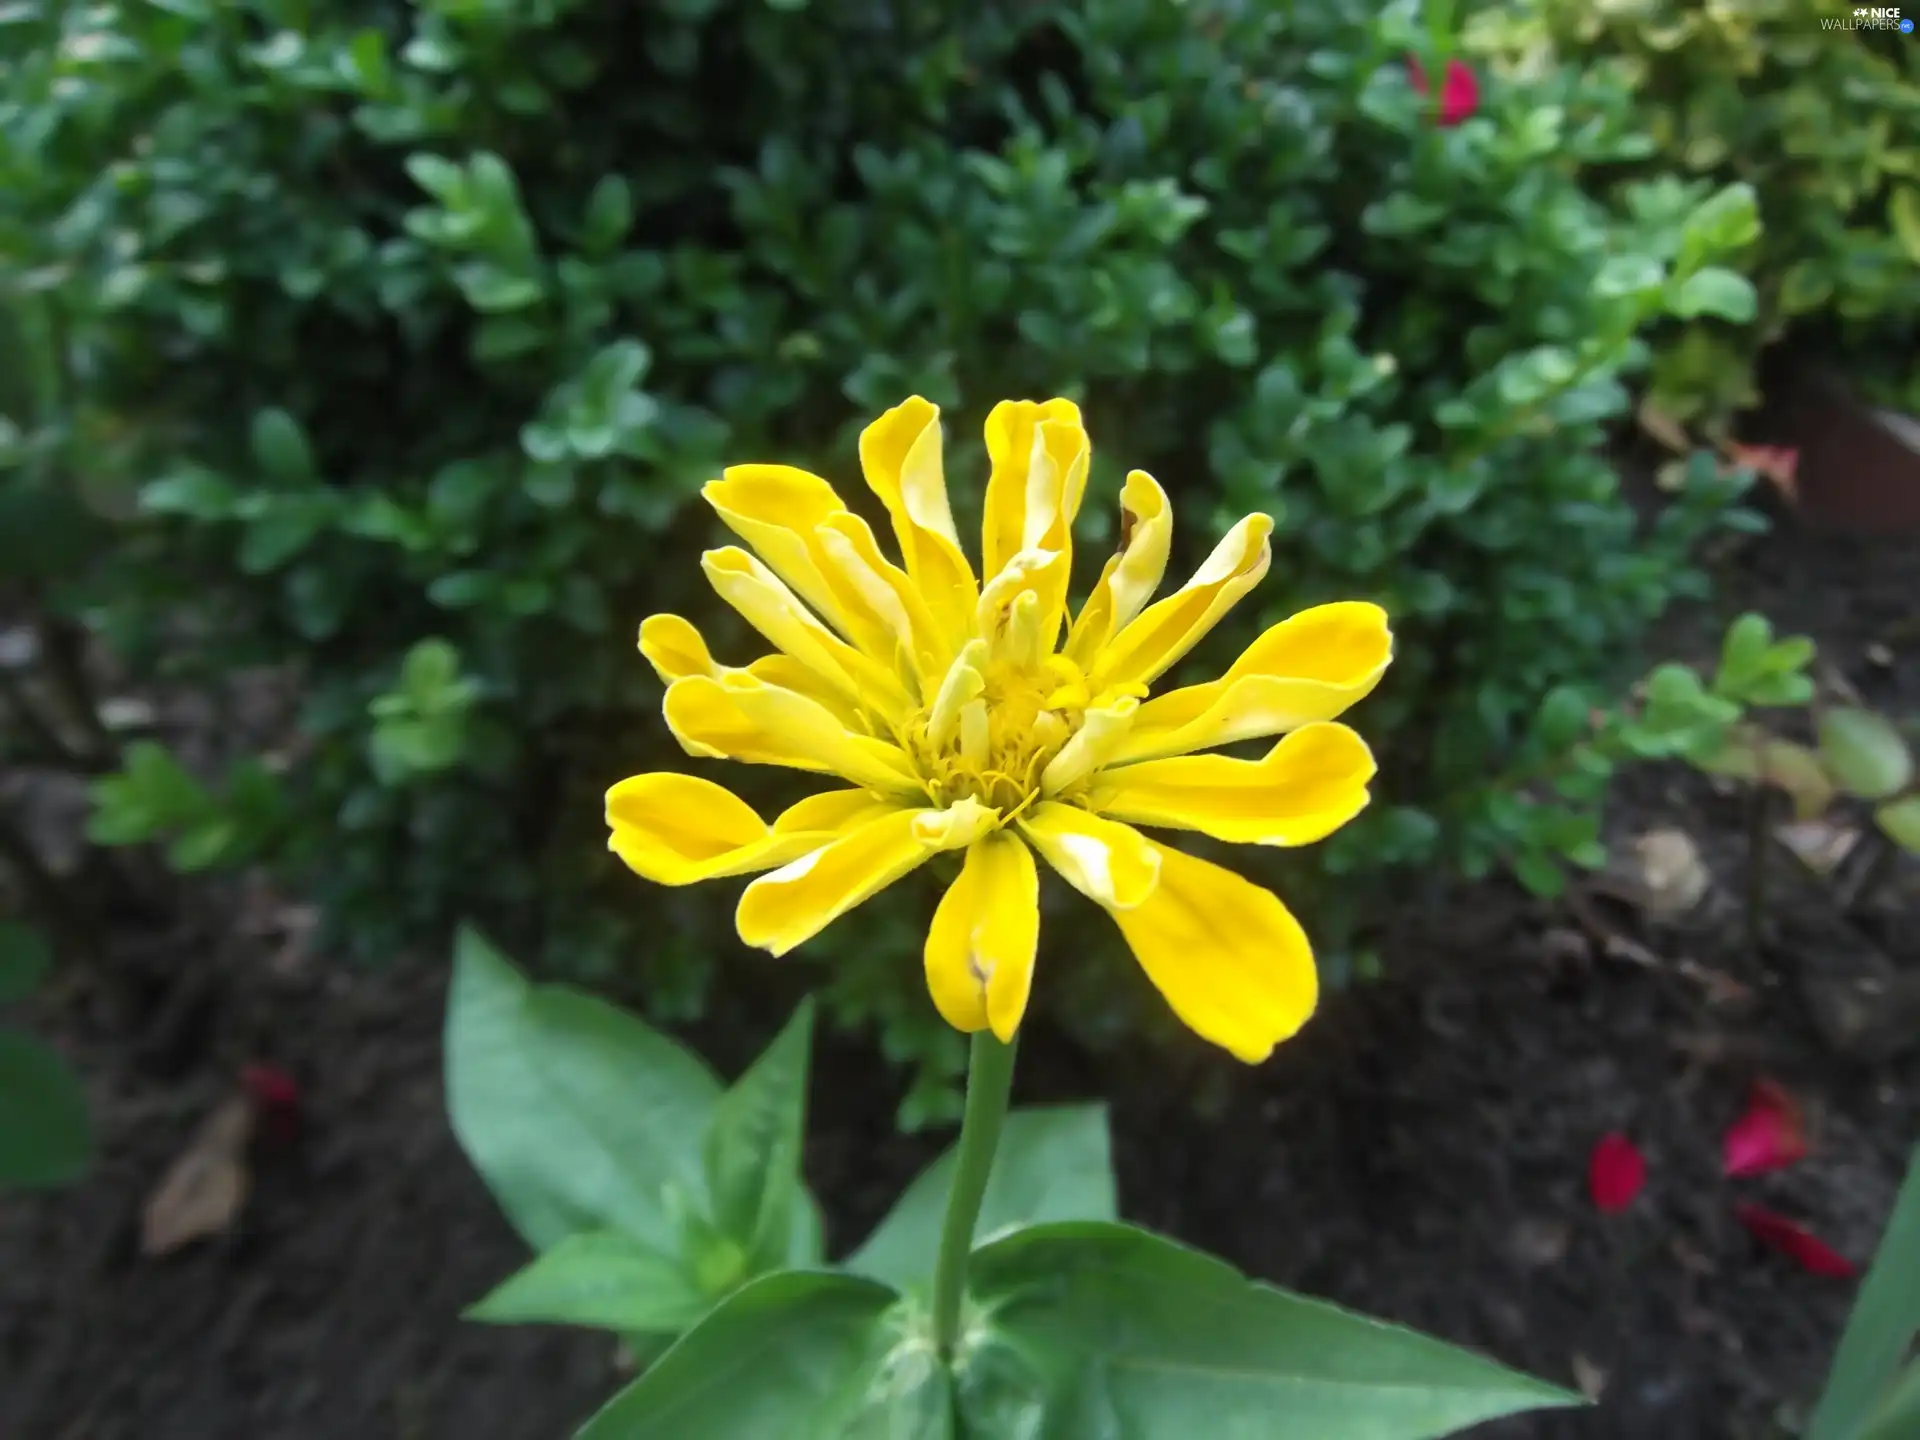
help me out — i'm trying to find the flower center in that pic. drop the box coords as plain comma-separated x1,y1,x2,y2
910,652,1089,812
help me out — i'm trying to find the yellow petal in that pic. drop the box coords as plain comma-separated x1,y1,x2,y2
702,465,852,626
606,774,834,885
743,654,868,729
813,512,945,684
1109,842,1317,1063
1090,513,1274,692
1065,470,1173,668
736,799,996,956
1017,802,1161,910
662,673,922,794
1039,695,1139,796
1086,722,1375,845
859,397,978,653
1113,601,1393,764
702,547,913,717
638,614,719,684
773,787,905,834
923,831,1040,1042
981,399,1085,581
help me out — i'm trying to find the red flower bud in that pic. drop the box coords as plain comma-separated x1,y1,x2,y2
1406,56,1480,127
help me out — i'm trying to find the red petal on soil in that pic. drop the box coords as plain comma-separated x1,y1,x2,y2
1405,57,1481,127
1736,1204,1856,1278
1588,1132,1646,1213
240,1063,303,1143
1722,1079,1808,1177
1725,443,1800,499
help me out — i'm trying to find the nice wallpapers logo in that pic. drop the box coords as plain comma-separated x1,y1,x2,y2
1830,5,1915,29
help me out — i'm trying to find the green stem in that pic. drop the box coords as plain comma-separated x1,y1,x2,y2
930,1029,1018,1361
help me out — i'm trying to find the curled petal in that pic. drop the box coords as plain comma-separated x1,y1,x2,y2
663,673,921,794
736,800,996,956
1066,469,1173,667
1017,803,1161,910
606,774,851,885
638,614,719,684
1091,513,1274,692
1086,722,1376,846
1107,841,1317,1063
1041,696,1140,797
1722,1079,1809,1177
701,547,911,716
859,397,977,654
702,465,853,627
981,398,1086,582
1115,601,1393,764
924,831,1040,1042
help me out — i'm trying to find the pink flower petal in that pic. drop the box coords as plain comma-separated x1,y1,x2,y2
1404,56,1481,127
1588,1131,1646,1213
1723,1079,1809,1177
1736,1204,1856,1278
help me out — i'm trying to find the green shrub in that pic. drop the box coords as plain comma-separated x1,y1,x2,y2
1472,0,1920,429
1,0,1754,1118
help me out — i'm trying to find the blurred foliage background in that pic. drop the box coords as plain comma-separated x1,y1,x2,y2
0,0,1908,1123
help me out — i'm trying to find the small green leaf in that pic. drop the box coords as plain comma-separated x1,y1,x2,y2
1670,267,1758,324
1817,708,1913,800
1591,254,1665,300
1876,796,1920,854
583,175,635,253
1534,685,1590,751
249,407,315,483
0,1028,91,1188
1511,849,1565,899
958,1223,1580,1437
847,1104,1116,1293
0,923,52,1002
1677,182,1759,270
444,929,722,1253
576,1271,945,1440
465,1229,706,1334
1809,1145,1920,1440
704,999,813,1270
1715,613,1772,694
1890,187,1920,267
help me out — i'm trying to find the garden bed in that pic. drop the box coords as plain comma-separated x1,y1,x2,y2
1,516,1916,1440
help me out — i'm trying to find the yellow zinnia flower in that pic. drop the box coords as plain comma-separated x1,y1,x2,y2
606,397,1393,1062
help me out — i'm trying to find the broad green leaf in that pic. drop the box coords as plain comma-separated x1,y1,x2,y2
959,1223,1580,1439
1715,613,1772,694
575,1271,948,1440
1809,1145,1920,1440
1817,709,1913,801
0,923,52,1002
249,407,315,483
1876,796,1920,854
466,1229,707,1334
1670,267,1757,324
1677,182,1759,271
848,1104,1116,1292
704,998,812,1269
0,1028,91,1188
1859,1358,1920,1440
445,928,722,1252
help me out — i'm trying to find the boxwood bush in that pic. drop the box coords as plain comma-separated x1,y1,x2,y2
1474,0,1920,429
0,0,1756,1118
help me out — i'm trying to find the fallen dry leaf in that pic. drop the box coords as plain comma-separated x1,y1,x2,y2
1632,827,1711,918
141,1094,254,1257
1571,1353,1608,1402
1636,398,1692,453
1775,819,1860,876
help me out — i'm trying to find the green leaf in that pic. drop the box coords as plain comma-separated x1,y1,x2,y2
1591,254,1665,300
1670,267,1758,324
958,1222,1581,1438
1534,685,1590,751
465,1228,707,1334
1715,612,1772,694
1809,1145,1920,1440
847,1104,1116,1292
1860,1359,1920,1440
1511,849,1565,900
1891,187,1920,267
249,407,315,483
576,1271,946,1440
1677,182,1759,271
583,176,635,253
1876,796,1920,854
0,923,52,1002
704,999,813,1269
444,929,722,1252
0,1028,91,1188
1817,709,1913,801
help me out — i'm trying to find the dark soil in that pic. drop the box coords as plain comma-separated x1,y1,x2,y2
3,515,1917,1440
